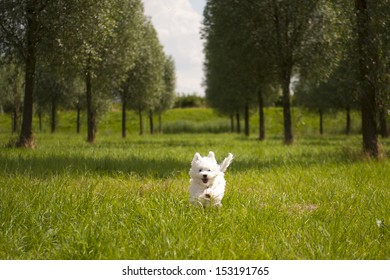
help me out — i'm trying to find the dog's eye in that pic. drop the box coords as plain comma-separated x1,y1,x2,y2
208,169,211,172
199,169,202,172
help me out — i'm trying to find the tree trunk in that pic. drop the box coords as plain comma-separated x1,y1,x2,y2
361,95,379,157
258,89,265,141
17,3,38,148
149,109,154,135
244,103,250,137
12,109,18,133
319,109,323,135
76,107,81,134
282,76,293,144
139,109,144,135
273,1,293,145
158,114,162,134
379,107,388,138
346,107,351,135
236,113,241,134
38,111,42,132
122,96,127,138
50,100,56,133
86,66,96,143
230,114,234,133
355,0,379,157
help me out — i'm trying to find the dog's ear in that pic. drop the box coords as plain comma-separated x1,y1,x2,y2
207,151,215,159
192,152,201,164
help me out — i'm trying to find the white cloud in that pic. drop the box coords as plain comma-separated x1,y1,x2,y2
143,0,204,95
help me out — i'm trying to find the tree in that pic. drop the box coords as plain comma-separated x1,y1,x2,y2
202,0,259,137
35,61,70,133
67,79,86,134
156,55,176,133
258,0,344,144
123,19,165,136
295,0,389,152
354,0,381,157
295,53,360,136
329,52,360,135
0,58,24,133
118,74,132,138
55,0,144,143
374,0,390,139
0,0,69,147
295,81,333,135
203,0,339,141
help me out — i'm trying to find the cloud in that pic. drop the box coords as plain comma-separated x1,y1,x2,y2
143,0,204,95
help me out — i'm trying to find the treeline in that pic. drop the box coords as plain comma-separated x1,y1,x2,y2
0,0,176,147
202,0,390,158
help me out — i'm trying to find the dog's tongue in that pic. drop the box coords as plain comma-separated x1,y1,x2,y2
202,178,208,184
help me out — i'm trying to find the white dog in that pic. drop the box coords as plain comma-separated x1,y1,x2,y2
189,151,233,207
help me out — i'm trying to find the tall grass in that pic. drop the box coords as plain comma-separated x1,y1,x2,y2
163,119,230,134
0,132,389,259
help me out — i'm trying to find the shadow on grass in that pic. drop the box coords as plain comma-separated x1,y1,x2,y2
0,146,368,180
2,132,387,178
0,153,186,179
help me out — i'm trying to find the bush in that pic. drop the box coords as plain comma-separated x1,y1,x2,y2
174,95,206,108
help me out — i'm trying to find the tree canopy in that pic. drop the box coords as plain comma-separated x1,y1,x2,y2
202,0,389,157
0,0,176,145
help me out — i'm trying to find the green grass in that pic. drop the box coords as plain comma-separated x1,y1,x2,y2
0,107,364,136
0,131,389,260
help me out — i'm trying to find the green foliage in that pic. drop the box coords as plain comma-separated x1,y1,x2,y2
0,0,169,144
202,0,260,115
174,95,206,108
0,133,389,259
157,55,177,114
125,19,165,112
202,0,350,143
294,58,360,113
0,59,24,132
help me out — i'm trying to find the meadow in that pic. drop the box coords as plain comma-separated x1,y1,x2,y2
0,108,389,259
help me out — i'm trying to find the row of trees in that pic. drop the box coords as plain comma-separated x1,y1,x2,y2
0,0,176,147
202,0,390,158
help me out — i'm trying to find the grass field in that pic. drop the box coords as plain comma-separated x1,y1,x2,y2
0,108,389,259
0,106,363,136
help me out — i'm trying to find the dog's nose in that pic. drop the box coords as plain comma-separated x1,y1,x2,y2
203,174,207,178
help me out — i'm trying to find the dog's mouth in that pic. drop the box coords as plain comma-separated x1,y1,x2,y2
202,178,209,184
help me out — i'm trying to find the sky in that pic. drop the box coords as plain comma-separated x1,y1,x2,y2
143,0,206,96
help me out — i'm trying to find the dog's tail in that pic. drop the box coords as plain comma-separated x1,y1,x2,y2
219,153,233,172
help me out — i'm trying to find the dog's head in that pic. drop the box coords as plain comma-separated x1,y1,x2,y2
189,151,220,187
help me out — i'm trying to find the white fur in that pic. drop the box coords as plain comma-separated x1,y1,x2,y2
189,151,233,207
